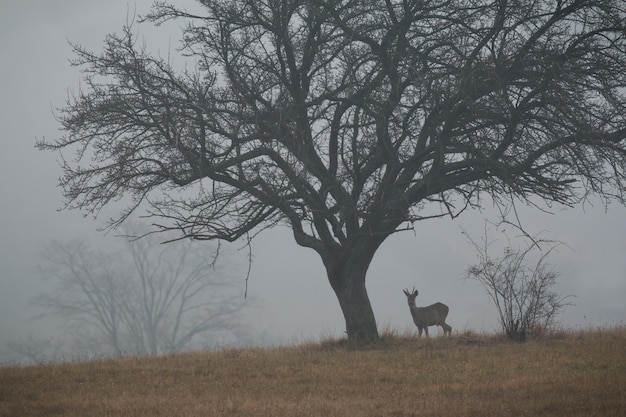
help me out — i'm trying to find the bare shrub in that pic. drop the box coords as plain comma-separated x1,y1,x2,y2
465,227,572,342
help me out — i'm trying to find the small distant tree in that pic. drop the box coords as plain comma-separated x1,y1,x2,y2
36,228,250,356
3,335,64,365
465,227,571,342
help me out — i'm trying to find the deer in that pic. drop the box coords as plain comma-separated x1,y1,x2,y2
403,287,452,337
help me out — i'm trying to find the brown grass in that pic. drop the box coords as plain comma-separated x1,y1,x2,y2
1,328,625,417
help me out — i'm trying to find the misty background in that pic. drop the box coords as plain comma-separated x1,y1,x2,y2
1,1,625,363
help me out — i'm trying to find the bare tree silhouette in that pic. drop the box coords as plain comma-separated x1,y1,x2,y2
39,1,626,340
36,226,250,356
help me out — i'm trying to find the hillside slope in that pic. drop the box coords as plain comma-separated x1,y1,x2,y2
1,329,625,417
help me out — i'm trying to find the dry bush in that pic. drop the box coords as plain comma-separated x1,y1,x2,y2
465,227,572,342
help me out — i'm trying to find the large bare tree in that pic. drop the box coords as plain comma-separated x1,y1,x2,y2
38,0,626,340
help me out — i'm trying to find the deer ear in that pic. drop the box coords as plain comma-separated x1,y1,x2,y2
403,289,409,296
413,290,418,297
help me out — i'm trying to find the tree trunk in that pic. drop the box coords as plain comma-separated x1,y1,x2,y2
323,242,380,342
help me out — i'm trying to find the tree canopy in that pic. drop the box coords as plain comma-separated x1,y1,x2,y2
39,0,626,340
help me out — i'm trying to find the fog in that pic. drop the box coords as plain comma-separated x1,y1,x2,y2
1,1,624,362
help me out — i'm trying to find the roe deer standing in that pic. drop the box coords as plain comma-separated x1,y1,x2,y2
403,287,452,337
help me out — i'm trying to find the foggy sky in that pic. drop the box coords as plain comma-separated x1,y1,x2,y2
1,1,625,360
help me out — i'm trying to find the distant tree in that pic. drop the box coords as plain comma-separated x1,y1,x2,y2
38,0,626,341
36,228,250,356
3,335,64,365
465,226,571,342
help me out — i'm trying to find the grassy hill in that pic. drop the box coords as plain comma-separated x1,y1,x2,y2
1,328,625,417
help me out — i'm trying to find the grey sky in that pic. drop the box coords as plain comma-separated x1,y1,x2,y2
1,1,625,355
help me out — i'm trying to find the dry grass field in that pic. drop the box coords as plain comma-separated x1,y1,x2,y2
1,328,625,417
